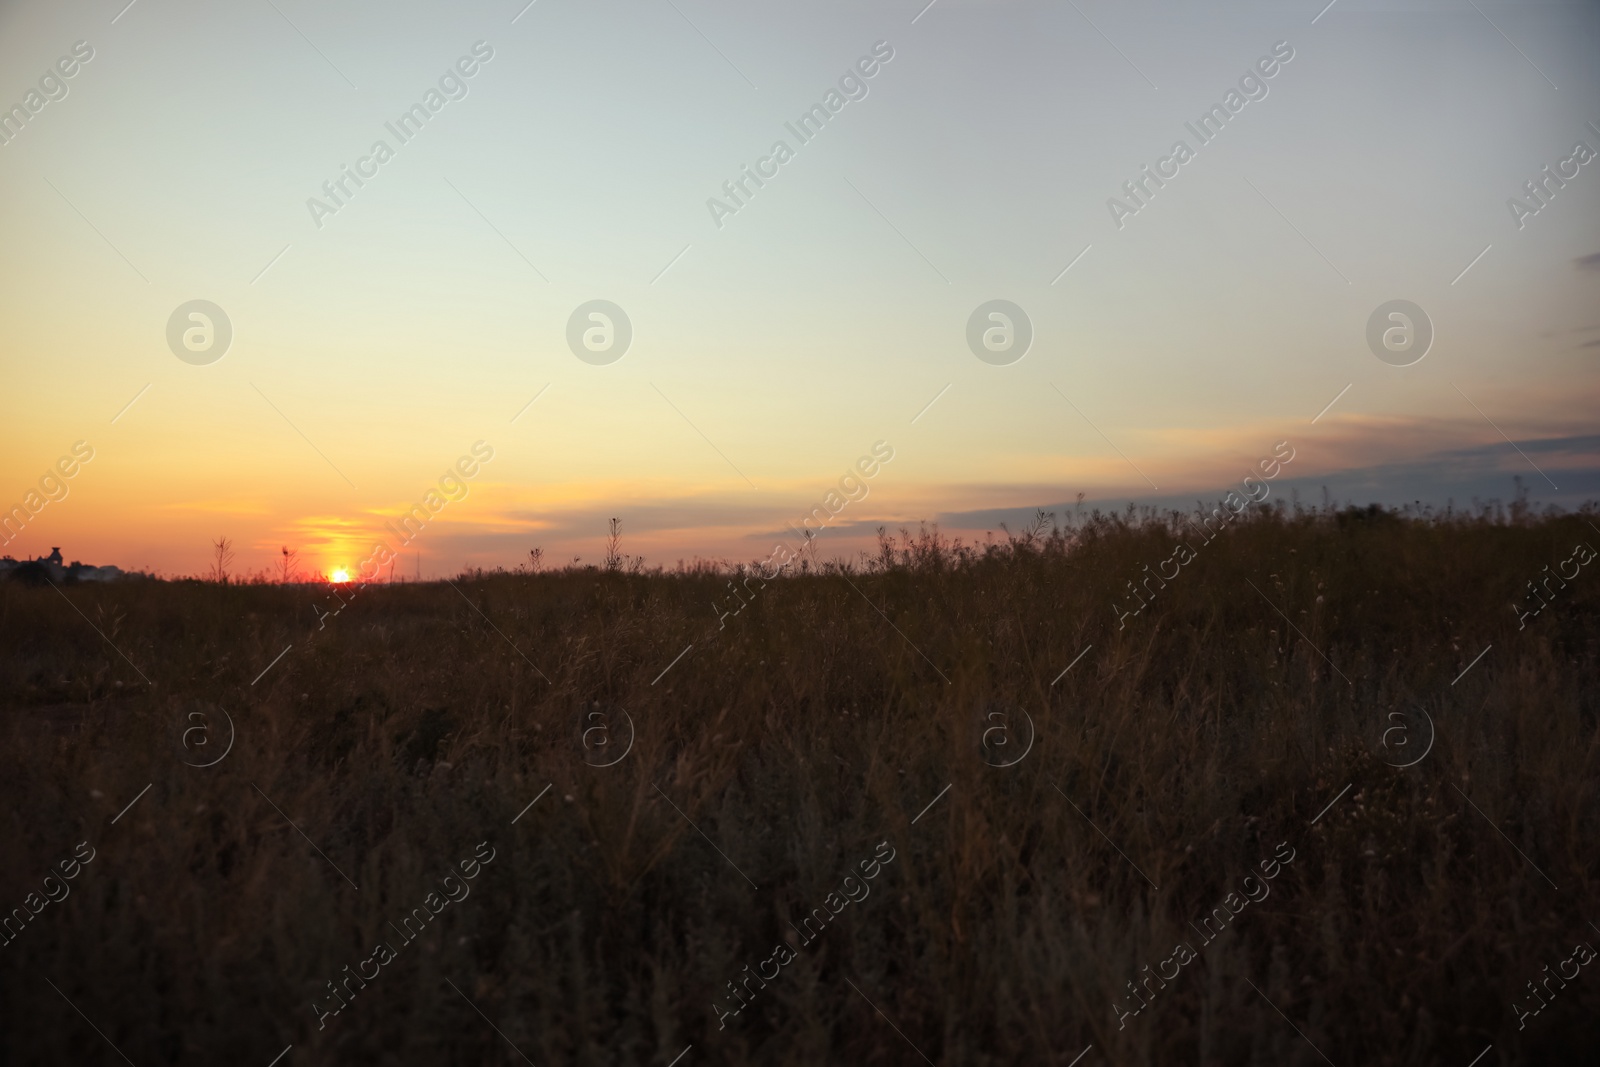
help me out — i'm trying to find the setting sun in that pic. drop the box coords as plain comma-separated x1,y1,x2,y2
330,568,349,584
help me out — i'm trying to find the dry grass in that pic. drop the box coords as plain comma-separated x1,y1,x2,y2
2,502,1597,1065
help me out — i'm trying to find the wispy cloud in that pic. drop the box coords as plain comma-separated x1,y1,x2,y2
937,432,1600,533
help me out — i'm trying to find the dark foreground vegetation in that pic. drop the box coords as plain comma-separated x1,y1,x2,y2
3,503,1598,1066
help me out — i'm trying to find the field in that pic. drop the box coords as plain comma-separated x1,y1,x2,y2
2,503,1598,1066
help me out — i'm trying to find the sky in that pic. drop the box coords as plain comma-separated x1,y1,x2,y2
1,0,1596,579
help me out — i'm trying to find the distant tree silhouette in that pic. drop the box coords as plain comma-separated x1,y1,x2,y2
278,546,299,584
604,518,623,572
209,536,234,583
7,560,50,586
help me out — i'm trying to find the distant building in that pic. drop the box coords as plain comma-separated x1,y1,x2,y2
0,547,123,584
72,560,123,582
